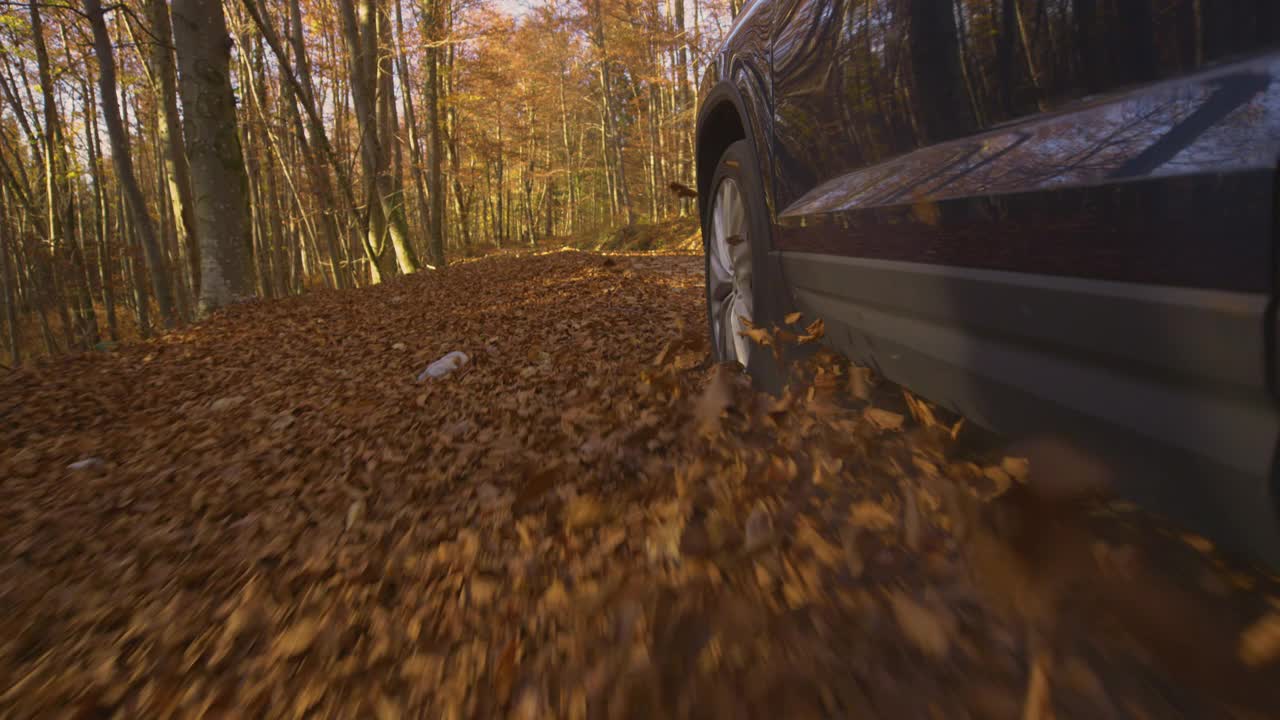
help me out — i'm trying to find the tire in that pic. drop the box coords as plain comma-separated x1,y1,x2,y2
702,139,791,393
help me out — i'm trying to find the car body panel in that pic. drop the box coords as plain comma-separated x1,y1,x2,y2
775,57,1280,292
697,0,1280,565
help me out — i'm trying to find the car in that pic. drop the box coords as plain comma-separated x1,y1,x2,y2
695,0,1280,567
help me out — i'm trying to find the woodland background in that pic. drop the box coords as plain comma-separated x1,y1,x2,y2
0,0,743,366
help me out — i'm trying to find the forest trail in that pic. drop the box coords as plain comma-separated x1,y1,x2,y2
2,249,1280,718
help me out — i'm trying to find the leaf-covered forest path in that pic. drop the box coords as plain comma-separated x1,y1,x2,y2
2,249,1279,718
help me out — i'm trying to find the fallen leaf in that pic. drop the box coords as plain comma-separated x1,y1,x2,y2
470,577,498,606
1240,611,1280,667
888,591,952,659
1001,456,1030,482
272,617,321,659
1181,533,1214,554
400,653,444,682
210,396,245,412
851,502,897,531
542,580,570,611
694,364,733,433
743,506,773,553
864,408,904,431
796,521,842,566
375,695,403,720
566,495,603,529
848,367,871,401
599,526,626,555
982,466,1012,494
346,499,366,530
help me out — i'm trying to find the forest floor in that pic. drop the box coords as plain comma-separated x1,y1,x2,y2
2,248,1280,718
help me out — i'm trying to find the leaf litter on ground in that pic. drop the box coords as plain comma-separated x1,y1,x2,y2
1,248,1279,718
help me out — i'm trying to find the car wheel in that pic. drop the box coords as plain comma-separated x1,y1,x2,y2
703,139,789,392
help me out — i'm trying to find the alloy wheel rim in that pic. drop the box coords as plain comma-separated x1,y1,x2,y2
708,177,753,366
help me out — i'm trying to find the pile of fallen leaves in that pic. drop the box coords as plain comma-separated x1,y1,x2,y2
1,249,1278,718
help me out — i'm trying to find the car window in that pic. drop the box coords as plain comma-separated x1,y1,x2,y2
771,0,1279,208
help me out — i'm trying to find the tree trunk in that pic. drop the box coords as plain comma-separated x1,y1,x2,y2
145,0,201,301
393,0,432,257
590,0,633,226
1,211,19,365
424,0,447,266
909,0,976,144
83,69,118,342
85,0,179,329
338,0,420,277
31,0,98,348
444,38,471,252
171,0,256,315
286,0,348,289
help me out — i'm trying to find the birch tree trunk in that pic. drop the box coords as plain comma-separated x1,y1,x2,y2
171,0,256,314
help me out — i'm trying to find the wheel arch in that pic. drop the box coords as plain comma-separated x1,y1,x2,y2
696,82,765,226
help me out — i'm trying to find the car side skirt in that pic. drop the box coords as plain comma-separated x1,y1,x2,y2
780,250,1280,567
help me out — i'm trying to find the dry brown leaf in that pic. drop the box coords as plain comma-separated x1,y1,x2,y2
694,364,733,433
375,695,403,720
902,391,937,428
737,317,773,347
542,580,570,611
566,494,604,529
272,617,321,660
599,526,627,555
1239,611,1280,667
345,499,366,531
797,318,825,344
210,396,244,412
887,591,952,659
470,577,498,606
848,366,871,401
1001,456,1030,482
1181,533,1214,554
743,506,773,553
902,487,922,551
851,501,896,531
796,521,842,566
864,407,904,431
982,466,1012,494
400,653,445,683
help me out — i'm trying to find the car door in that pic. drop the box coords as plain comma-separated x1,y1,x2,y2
768,0,1280,564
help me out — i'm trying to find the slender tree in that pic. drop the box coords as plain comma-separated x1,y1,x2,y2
85,0,179,328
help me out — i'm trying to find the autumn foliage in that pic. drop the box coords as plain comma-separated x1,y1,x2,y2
0,0,735,365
